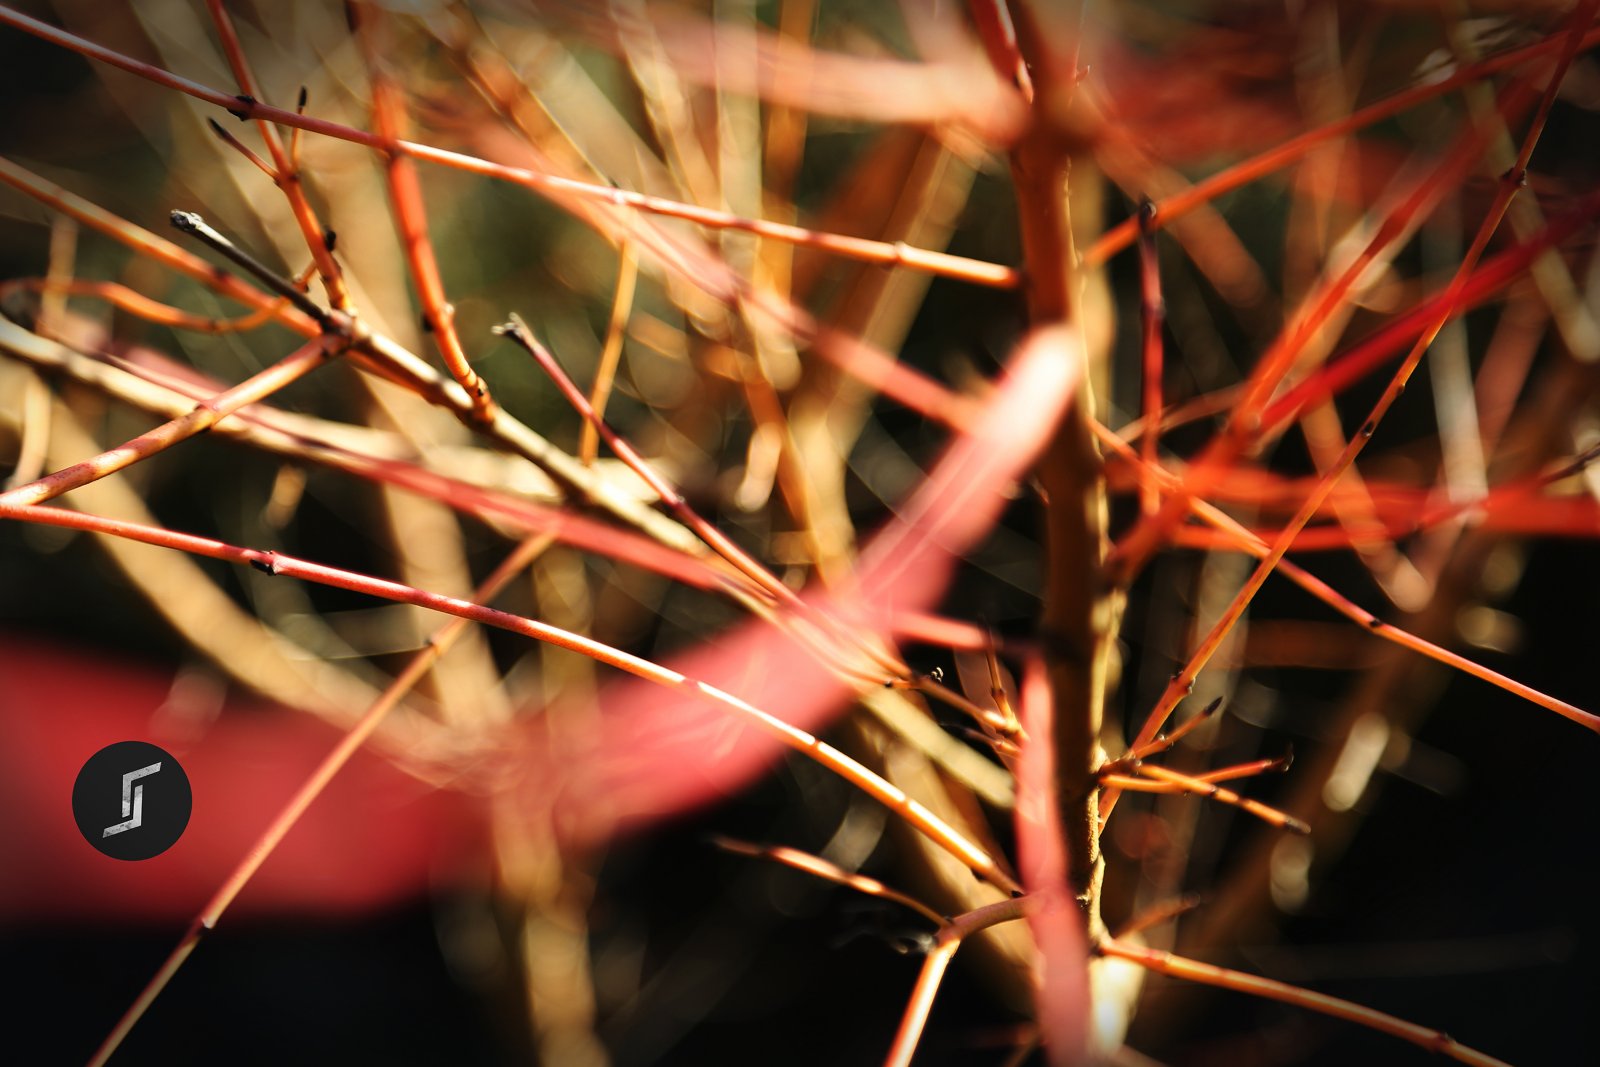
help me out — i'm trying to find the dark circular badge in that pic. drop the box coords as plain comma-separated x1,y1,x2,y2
72,741,192,860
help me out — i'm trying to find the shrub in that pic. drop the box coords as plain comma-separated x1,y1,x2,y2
1,2,1597,1064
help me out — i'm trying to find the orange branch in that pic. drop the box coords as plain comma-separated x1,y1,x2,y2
1100,940,1511,1067
203,0,349,310
353,1,494,424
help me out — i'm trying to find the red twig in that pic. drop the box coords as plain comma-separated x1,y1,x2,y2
1108,73,1539,585
1117,0,1597,771
0,336,338,507
1136,199,1164,516
498,314,798,610
1089,423,1600,762
203,0,349,310
1084,20,1600,266
352,1,494,424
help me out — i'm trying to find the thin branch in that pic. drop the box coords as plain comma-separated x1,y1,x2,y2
85,532,557,1067
0,335,338,507
0,311,736,598
168,210,335,328
1119,0,1596,765
352,0,495,424
0,5,1018,287
709,835,946,926
0,277,289,334
1099,939,1511,1067
1088,422,1600,777
580,240,638,466
1137,198,1164,517
1084,20,1600,266
1108,73,1539,584
0,501,1019,894
203,0,349,309
885,896,1041,1067
1122,762,1309,834
0,155,701,551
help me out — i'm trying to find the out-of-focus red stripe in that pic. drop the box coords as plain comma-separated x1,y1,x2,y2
0,636,483,924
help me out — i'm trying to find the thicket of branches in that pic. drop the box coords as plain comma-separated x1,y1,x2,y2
2,1,1598,1064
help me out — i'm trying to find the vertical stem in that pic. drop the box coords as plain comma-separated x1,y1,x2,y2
1137,200,1164,516
1008,3,1111,931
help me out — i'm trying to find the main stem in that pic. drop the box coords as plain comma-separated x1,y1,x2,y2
1010,6,1111,933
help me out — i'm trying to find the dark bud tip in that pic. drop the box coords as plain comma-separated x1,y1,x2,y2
420,312,434,333
170,210,202,232
206,116,227,137
297,85,309,110
1201,696,1224,717
1367,616,1384,629
322,229,338,253
249,554,279,576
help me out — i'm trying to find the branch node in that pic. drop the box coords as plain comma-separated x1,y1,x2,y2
226,93,256,121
